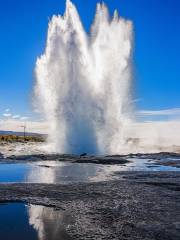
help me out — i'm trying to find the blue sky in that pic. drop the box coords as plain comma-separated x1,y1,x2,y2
0,0,180,121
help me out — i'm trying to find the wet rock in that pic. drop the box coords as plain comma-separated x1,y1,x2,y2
75,157,130,165
80,153,87,157
155,160,180,168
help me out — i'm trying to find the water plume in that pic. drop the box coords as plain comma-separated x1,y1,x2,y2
35,0,133,154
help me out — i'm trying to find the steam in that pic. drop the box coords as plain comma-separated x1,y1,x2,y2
35,0,133,154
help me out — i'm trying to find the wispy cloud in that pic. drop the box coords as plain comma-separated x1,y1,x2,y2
20,116,29,120
2,109,29,121
3,113,12,117
12,115,20,119
138,108,180,117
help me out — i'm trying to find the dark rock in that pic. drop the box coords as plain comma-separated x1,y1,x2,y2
80,153,87,157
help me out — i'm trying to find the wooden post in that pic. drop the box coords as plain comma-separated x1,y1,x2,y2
21,125,26,141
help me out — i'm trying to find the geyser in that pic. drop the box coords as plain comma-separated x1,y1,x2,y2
35,0,133,154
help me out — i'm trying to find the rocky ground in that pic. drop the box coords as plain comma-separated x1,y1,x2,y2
1,151,180,166
0,171,180,239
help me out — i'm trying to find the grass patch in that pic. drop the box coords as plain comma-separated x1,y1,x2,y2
0,135,45,143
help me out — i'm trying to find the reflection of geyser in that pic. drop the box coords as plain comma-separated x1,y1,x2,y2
35,0,133,154
27,161,115,184
26,161,102,240
26,161,123,239
28,205,72,240
27,165,72,240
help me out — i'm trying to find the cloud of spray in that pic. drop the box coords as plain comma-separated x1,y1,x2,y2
35,0,133,154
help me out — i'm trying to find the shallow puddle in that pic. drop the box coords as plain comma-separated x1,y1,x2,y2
0,203,72,240
0,157,180,184
0,161,124,183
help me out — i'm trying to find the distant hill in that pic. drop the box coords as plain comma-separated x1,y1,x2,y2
0,130,45,137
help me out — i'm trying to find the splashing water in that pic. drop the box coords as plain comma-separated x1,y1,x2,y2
35,0,133,154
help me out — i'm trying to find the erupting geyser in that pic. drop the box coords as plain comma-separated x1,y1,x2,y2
35,0,133,154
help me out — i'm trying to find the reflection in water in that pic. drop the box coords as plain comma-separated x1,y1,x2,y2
27,158,180,184
28,205,72,240
27,162,73,240
27,161,123,183
27,163,56,184
0,203,36,240
0,161,125,183
0,158,180,184
0,203,72,240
